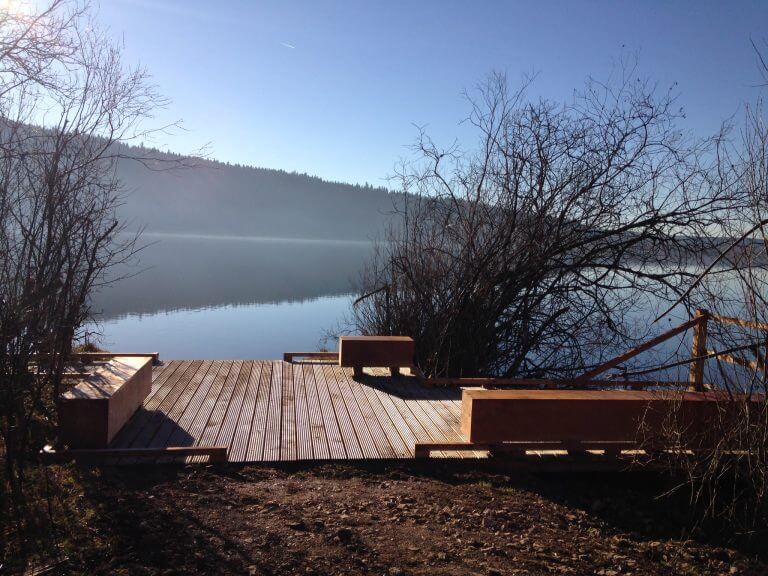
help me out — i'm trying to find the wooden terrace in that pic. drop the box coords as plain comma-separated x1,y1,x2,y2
108,360,486,462
48,313,766,465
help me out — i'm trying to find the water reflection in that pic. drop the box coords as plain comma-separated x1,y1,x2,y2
91,233,373,320
93,296,351,360
87,234,371,358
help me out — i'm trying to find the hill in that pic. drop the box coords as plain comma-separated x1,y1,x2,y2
116,148,397,241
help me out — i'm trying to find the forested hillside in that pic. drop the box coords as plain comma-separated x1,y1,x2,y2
116,148,397,241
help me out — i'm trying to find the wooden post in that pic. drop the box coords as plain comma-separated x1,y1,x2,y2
689,309,709,392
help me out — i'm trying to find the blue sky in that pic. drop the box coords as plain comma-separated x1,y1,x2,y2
97,0,768,186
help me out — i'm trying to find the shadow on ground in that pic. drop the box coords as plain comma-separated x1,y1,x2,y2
32,459,760,575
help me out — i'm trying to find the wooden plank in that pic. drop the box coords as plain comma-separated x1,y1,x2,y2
321,364,364,459
232,361,263,462
368,367,446,457
424,383,486,458
714,352,765,373
246,360,274,462
126,361,204,448
338,366,398,458
164,361,225,447
262,361,283,461
709,313,768,331
45,445,227,462
292,363,314,460
68,352,160,362
425,377,689,388
214,361,253,460
284,351,339,362
459,388,761,446
312,363,349,459
280,361,298,461
397,372,471,458
400,378,468,459
302,364,332,459
330,365,381,458
198,361,243,448
144,360,203,410
109,360,183,447
151,361,219,448
182,362,233,453
357,371,421,458
147,361,173,394
353,373,412,458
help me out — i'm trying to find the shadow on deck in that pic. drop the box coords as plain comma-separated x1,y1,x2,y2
110,360,476,463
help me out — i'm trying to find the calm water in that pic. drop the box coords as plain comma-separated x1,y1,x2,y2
88,234,373,359
89,233,741,383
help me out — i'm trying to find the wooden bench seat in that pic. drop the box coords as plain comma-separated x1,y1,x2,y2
58,356,153,448
460,388,761,451
339,336,415,377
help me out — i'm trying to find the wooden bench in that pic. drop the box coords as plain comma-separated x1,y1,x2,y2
58,356,153,448
455,388,760,453
339,336,415,378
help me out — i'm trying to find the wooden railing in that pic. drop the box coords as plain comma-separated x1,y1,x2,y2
579,309,768,391
427,310,768,391
283,312,768,391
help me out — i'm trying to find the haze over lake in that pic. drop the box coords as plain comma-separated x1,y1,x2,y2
89,233,374,359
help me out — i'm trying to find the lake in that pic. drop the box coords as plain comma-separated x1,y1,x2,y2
88,234,374,359
89,233,725,383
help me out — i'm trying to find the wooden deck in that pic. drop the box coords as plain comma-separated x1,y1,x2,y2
110,360,484,462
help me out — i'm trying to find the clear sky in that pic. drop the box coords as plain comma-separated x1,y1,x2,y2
94,0,768,187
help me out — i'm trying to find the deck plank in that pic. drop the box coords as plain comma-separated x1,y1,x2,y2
302,364,332,459
197,361,242,448
125,360,204,448
292,363,314,460
339,367,397,458
372,368,456,457
246,361,273,462
330,365,380,459
150,361,218,448
116,359,476,463
280,361,297,461
353,372,412,458
312,363,347,459
215,361,253,460
233,361,264,462
321,364,364,459
110,360,182,447
183,362,233,450
262,361,283,461
365,368,440,456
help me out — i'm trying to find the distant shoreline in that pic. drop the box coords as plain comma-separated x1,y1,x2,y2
122,231,378,246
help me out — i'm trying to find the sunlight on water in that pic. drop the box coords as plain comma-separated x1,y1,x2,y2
89,295,352,360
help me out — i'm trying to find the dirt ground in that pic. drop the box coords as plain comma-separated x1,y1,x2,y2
4,460,768,575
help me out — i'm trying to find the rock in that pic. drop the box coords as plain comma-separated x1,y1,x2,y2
335,527,353,543
287,521,307,531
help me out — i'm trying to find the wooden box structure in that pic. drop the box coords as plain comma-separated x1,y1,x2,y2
59,356,153,448
460,388,758,450
339,336,415,377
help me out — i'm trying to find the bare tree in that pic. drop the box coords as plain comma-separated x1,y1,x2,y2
654,43,768,534
0,1,170,482
354,70,731,379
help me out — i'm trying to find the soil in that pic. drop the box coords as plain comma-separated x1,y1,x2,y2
4,460,768,575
